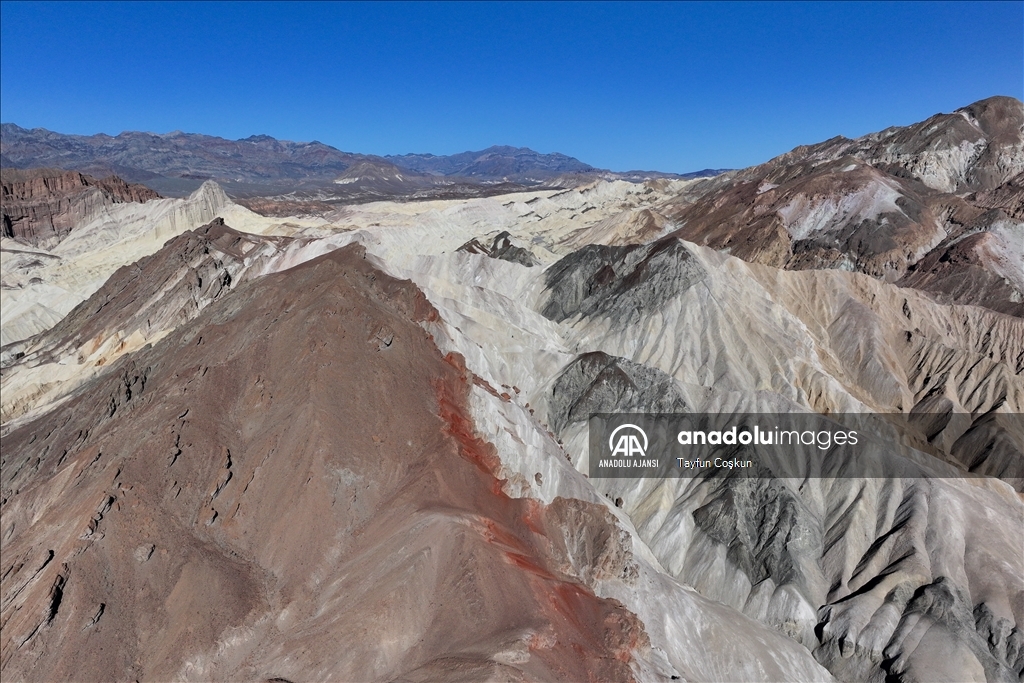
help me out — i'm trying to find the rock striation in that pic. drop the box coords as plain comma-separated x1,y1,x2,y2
0,218,302,426
0,180,234,346
541,237,706,323
1,168,160,249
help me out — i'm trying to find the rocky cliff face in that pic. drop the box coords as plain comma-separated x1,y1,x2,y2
825,95,1024,194
1,169,160,249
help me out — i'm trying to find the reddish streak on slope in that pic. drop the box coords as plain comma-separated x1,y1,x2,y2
522,497,548,535
433,348,643,681
435,352,506,494
1,244,645,682
505,551,559,579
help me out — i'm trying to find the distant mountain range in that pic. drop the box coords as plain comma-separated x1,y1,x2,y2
0,124,721,200
387,145,598,178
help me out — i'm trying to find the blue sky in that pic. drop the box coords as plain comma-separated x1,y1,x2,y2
1,1,1021,172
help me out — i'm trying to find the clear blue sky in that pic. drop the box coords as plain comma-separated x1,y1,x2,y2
1,1,1021,172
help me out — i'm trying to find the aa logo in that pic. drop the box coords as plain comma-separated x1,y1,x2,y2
608,424,648,458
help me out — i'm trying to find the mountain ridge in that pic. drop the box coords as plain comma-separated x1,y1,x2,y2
0,124,704,198
660,94,1024,316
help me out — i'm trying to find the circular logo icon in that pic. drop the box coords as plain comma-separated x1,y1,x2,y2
608,423,648,457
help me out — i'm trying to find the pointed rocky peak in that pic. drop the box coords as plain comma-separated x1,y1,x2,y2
457,231,540,267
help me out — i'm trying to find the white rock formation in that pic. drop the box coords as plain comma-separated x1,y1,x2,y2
0,181,329,346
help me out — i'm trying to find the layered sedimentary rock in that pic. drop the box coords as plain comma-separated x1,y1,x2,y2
3,246,648,682
530,238,1023,681
971,171,1024,217
0,180,327,346
457,231,540,267
0,218,302,426
769,96,1024,194
1,168,160,249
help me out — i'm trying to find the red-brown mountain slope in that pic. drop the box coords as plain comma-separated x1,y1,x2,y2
0,244,649,682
